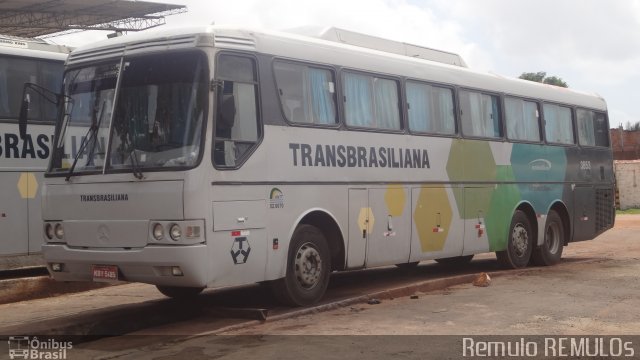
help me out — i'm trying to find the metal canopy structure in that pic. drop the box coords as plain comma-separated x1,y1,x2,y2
0,0,187,38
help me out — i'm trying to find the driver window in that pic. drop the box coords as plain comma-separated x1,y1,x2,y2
214,54,260,167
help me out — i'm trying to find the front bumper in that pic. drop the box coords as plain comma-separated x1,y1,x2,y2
42,243,210,287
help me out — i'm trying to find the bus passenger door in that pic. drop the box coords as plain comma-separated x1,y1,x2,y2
347,189,367,268
365,187,411,267
462,186,492,255
0,173,29,258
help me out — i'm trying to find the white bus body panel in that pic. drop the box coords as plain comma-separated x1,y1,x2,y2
40,26,612,291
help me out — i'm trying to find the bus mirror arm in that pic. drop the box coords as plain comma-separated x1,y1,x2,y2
19,82,66,139
18,95,30,139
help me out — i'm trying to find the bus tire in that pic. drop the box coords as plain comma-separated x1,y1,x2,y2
435,255,474,266
496,210,533,269
272,224,331,307
156,285,204,299
531,210,564,266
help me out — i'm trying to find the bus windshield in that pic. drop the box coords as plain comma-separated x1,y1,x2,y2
48,51,208,176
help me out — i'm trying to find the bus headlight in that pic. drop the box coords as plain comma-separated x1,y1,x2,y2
152,223,164,240
54,223,64,239
148,220,203,244
169,224,182,241
44,223,54,240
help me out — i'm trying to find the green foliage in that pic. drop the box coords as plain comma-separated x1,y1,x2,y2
519,71,546,82
519,71,568,88
616,208,640,215
625,121,640,131
542,76,568,88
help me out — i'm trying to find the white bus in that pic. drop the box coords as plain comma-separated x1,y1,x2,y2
37,26,614,305
0,37,68,270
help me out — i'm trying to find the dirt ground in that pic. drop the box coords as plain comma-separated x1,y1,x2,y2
61,215,640,359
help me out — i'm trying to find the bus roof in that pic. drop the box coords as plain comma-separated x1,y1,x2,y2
0,36,70,61
68,25,607,111
286,26,467,68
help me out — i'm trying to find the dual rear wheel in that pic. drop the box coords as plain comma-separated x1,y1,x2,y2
496,209,564,269
532,210,564,266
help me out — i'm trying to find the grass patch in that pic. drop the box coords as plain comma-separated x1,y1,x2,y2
617,208,640,215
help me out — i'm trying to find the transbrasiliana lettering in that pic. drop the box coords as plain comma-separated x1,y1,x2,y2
289,143,430,169
80,194,129,202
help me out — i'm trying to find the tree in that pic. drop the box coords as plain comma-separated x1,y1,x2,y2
625,121,640,131
519,71,568,88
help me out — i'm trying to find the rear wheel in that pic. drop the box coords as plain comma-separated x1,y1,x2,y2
532,210,564,266
496,210,533,269
156,285,204,299
272,224,331,306
435,255,474,266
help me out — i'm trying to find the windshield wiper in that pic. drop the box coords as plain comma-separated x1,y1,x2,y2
118,122,144,180
128,146,144,180
65,100,106,181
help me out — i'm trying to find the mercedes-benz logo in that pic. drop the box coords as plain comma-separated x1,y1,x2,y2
97,224,110,243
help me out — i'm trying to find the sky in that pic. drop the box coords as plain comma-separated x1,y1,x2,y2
50,0,640,128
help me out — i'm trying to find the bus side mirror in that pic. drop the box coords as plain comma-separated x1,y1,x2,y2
18,93,30,139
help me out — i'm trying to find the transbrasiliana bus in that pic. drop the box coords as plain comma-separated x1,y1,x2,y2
33,26,615,305
0,36,68,270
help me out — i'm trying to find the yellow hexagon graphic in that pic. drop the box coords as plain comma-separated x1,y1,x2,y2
413,187,452,252
17,172,38,199
357,207,374,234
385,185,406,217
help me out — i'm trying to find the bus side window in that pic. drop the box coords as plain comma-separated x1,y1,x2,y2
406,81,455,135
459,89,501,138
543,103,574,145
343,71,401,130
577,108,609,147
0,57,41,121
273,61,337,125
505,97,540,142
213,55,260,168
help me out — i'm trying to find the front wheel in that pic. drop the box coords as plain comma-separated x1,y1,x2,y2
531,210,564,266
496,210,533,269
272,224,331,306
156,285,204,300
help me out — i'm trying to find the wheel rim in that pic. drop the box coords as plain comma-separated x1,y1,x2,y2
545,222,561,254
294,242,323,289
511,223,529,257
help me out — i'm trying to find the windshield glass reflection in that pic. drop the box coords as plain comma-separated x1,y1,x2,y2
48,51,207,176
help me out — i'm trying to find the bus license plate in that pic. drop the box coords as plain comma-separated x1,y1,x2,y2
92,265,119,282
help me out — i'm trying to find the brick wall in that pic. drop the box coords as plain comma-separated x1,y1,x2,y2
611,128,640,160
615,160,640,209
